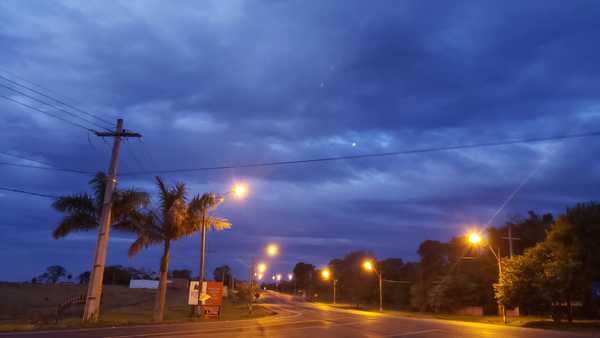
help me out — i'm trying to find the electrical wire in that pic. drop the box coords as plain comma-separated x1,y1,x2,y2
0,94,95,132
0,187,59,199
0,83,111,131
119,130,600,176
0,74,114,126
0,162,93,175
0,151,55,167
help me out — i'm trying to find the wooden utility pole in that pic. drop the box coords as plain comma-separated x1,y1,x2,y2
500,223,521,258
82,119,141,322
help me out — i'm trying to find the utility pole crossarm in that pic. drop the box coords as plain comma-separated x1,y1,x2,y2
94,130,142,138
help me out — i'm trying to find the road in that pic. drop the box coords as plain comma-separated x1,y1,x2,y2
1,291,598,338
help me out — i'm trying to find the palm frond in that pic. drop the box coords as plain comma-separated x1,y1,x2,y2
207,216,232,231
90,172,107,211
128,236,155,257
52,213,97,239
155,176,171,216
127,224,164,257
112,189,150,222
52,194,95,214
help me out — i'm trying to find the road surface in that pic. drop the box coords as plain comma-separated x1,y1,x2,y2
1,291,598,338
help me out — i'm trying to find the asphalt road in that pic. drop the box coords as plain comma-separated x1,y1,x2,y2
1,291,599,338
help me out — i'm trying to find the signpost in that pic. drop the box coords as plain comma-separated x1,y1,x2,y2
188,281,224,319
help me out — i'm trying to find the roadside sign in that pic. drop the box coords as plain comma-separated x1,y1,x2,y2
203,281,224,306
188,281,224,306
188,281,199,305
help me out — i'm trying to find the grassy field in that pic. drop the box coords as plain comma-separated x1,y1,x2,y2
0,282,273,332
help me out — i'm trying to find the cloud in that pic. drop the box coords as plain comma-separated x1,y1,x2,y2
1,0,600,280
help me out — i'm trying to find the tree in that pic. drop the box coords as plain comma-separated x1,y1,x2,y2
494,204,600,322
293,262,315,292
44,265,66,284
79,271,91,285
128,177,231,322
380,259,417,307
495,240,581,322
104,265,133,285
335,251,376,307
52,172,149,239
172,269,192,280
213,265,232,286
488,211,553,256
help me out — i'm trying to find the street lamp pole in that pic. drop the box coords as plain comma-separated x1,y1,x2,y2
378,271,382,312
468,232,506,324
248,256,256,315
362,259,383,312
487,245,506,324
333,278,337,305
197,184,248,314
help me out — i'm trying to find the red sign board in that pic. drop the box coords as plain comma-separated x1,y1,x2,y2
204,281,223,306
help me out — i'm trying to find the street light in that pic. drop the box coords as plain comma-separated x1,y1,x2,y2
468,232,482,245
466,230,506,323
362,259,383,312
321,268,337,305
257,263,267,274
287,273,293,281
232,183,248,198
197,183,249,314
266,244,279,257
249,243,281,315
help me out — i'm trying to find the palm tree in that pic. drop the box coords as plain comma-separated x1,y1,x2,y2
52,172,149,239
128,177,231,322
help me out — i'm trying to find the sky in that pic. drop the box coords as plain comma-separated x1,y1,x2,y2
1,0,600,282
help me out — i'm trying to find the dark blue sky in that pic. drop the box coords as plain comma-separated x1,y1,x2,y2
1,1,600,282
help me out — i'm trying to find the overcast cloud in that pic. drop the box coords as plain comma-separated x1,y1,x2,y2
1,0,600,281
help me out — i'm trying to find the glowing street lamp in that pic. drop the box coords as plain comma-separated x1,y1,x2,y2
468,232,482,245
287,273,293,281
362,259,383,312
232,183,248,198
321,268,337,304
266,244,279,257
257,263,267,274
363,260,374,271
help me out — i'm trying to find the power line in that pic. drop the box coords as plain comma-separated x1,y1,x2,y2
0,187,59,199
0,74,114,126
0,151,55,167
124,138,147,173
0,94,96,132
119,130,600,176
0,83,110,131
0,162,93,175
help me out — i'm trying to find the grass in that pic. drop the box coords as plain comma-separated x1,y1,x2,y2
0,282,274,332
319,302,600,332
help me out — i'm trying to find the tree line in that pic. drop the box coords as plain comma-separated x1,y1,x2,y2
289,204,600,322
